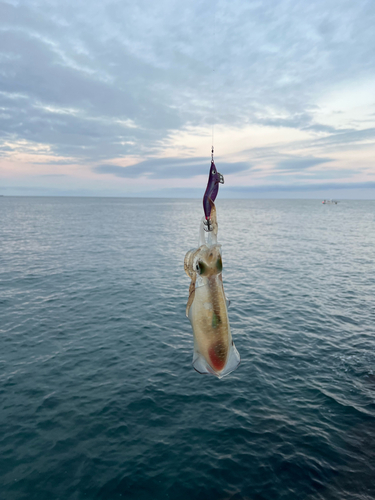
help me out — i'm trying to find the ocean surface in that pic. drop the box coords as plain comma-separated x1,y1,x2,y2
1,197,374,500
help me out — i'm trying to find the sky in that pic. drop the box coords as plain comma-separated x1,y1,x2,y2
0,0,375,198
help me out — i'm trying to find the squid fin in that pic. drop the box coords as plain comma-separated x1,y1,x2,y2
192,341,240,379
192,352,213,375
220,341,241,378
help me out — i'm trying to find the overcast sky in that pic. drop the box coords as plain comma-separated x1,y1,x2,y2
1,0,375,197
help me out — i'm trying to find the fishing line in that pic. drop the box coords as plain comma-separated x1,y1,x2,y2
211,1,216,160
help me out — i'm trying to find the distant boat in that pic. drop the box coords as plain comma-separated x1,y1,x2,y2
322,199,338,204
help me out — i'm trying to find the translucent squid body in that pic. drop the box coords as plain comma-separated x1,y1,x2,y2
184,200,240,378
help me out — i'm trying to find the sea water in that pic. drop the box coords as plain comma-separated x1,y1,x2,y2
1,197,374,500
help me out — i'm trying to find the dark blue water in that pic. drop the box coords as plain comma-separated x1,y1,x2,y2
1,197,374,500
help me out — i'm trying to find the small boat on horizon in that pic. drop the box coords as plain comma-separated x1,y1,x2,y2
322,199,338,204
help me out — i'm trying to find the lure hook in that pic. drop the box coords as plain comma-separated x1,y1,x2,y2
203,218,213,232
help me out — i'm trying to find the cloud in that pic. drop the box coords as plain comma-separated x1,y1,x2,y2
1,0,375,194
32,174,67,178
276,156,333,170
312,127,375,147
31,159,78,165
93,157,252,179
227,181,375,193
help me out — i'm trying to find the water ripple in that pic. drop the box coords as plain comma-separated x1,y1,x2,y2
1,198,375,500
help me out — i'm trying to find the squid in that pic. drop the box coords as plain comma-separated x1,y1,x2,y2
184,195,240,379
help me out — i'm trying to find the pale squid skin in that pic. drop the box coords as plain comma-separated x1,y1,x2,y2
184,202,240,378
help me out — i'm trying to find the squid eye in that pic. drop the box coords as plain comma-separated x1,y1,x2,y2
212,169,216,174
197,261,207,275
216,257,222,272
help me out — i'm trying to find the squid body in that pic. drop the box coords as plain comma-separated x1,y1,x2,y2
184,201,240,378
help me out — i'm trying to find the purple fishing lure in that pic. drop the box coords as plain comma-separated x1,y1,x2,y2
203,160,224,226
